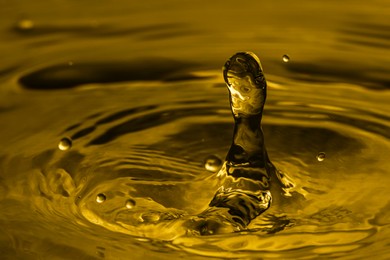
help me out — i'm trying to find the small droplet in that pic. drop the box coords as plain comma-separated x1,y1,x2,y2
96,193,106,203
58,138,72,151
140,212,160,222
125,199,136,209
68,61,74,66
316,152,326,162
204,155,223,172
17,19,34,31
282,54,290,63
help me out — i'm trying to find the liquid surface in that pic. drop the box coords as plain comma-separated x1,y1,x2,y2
0,0,390,259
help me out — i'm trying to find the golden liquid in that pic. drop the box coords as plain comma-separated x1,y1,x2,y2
0,1,389,259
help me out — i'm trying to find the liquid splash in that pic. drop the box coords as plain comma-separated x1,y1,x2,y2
76,52,293,238
198,52,275,230
183,52,294,234
0,2,389,258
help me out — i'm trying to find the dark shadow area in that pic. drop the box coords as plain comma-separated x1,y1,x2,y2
339,22,390,45
19,58,204,89
87,107,218,145
284,61,389,90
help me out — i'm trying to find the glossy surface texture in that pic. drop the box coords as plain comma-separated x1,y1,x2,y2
0,0,389,259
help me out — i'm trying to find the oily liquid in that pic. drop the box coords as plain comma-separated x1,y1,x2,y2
76,53,301,239
1,65,389,259
0,6,389,256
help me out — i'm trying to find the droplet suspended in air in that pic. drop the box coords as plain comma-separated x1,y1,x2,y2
58,138,72,151
282,54,290,63
96,193,106,203
204,155,223,172
316,152,326,162
17,19,34,31
125,199,136,209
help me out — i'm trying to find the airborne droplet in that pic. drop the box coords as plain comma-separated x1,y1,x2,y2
204,155,223,172
58,138,72,151
316,152,326,162
282,54,290,63
125,199,136,209
96,193,106,203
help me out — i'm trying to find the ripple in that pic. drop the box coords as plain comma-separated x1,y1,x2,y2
1,72,389,258
18,58,200,89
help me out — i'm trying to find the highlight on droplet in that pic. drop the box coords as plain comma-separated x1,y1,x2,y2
204,155,223,172
96,193,106,203
125,199,136,209
58,137,72,151
282,54,290,63
316,152,326,161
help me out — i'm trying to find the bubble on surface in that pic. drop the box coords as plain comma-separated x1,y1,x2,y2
140,212,160,223
17,19,34,31
58,138,72,151
96,193,106,203
316,152,326,161
282,54,290,63
125,199,136,209
204,155,223,172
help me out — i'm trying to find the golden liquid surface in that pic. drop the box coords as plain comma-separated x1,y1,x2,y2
0,0,389,259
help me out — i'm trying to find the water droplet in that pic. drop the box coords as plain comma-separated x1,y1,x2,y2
17,19,34,31
125,199,136,209
58,138,72,151
140,212,160,223
68,61,74,66
96,193,106,203
282,54,290,63
204,155,222,172
316,152,326,161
